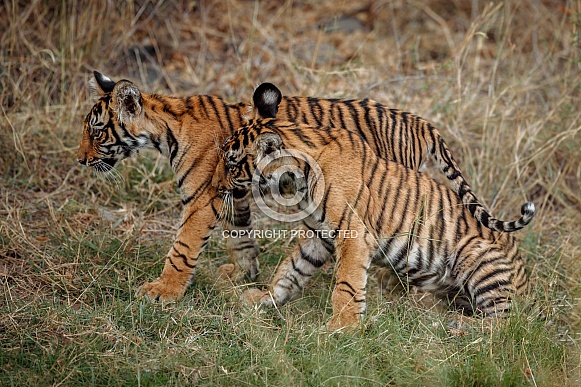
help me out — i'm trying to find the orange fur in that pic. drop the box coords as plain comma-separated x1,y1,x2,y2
214,84,534,330
78,73,529,302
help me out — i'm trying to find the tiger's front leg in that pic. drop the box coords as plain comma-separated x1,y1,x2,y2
220,192,260,282
138,194,218,302
327,230,372,331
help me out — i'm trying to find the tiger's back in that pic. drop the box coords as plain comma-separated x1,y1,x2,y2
279,96,427,169
273,93,532,233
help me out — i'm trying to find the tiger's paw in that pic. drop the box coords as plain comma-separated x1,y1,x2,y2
259,292,275,307
241,288,267,304
239,288,271,305
137,279,186,302
218,261,259,284
217,263,237,279
326,314,361,333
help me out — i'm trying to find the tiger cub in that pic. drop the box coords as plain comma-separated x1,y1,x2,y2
78,71,527,303
213,83,535,330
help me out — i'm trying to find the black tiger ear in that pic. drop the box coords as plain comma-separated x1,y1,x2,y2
254,132,284,158
253,83,283,119
112,80,142,123
90,71,117,97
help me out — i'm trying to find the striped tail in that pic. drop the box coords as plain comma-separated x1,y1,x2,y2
468,199,535,232
428,124,535,232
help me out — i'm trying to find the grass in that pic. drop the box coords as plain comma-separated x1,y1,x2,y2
1,0,580,385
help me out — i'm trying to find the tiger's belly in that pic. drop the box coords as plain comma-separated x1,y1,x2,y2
370,236,456,293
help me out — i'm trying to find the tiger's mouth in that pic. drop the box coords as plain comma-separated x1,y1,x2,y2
102,158,117,167
88,157,118,171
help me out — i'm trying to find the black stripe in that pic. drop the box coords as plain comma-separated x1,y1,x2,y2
374,102,389,155
285,97,299,122
361,99,383,158
167,257,183,272
182,178,212,205
290,128,316,148
205,96,225,128
150,134,162,153
287,273,304,289
222,103,237,134
337,104,349,136
179,207,201,229
336,281,357,297
172,247,196,269
173,143,192,171
407,116,420,169
186,97,200,122
319,184,332,224
108,121,125,145
392,243,411,272
166,124,179,166
344,100,367,143
437,186,450,246
473,279,512,298
210,200,221,219
387,173,411,237
450,235,478,274
426,123,438,155
299,245,325,268
177,155,202,188
229,240,258,251
308,98,324,127
198,95,210,118
176,240,190,249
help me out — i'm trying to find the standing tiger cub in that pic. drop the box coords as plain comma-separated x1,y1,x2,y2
78,71,528,303
213,83,535,330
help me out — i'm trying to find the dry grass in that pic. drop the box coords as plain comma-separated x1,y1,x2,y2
1,0,580,385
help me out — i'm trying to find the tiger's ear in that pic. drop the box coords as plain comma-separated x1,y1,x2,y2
254,132,284,159
253,83,283,119
111,80,142,123
90,71,117,97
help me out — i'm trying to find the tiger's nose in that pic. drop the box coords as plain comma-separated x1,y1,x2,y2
77,155,93,165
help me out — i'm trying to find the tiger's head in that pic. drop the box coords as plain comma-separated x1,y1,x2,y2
212,125,286,194
77,71,147,173
212,82,284,195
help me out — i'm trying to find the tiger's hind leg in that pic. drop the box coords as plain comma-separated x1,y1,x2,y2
260,229,334,307
374,267,406,296
451,236,527,317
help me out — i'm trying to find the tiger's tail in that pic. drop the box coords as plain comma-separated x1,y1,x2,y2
466,195,535,232
429,125,535,232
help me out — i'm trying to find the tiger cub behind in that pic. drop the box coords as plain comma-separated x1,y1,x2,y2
213,83,535,331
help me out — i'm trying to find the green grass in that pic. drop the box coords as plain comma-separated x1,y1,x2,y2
0,251,570,386
0,213,573,385
1,0,580,385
